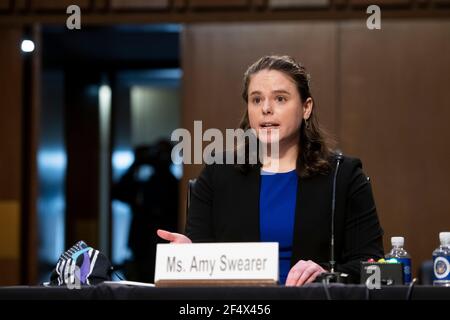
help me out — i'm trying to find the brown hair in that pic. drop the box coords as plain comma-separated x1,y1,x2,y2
237,55,335,178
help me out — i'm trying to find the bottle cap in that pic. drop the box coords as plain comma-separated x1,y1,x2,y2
439,232,450,245
387,258,399,263
391,236,404,247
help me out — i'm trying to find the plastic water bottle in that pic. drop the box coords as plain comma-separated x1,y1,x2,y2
433,232,450,286
385,236,412,285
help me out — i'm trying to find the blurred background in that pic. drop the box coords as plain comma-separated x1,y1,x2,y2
0,0,449,285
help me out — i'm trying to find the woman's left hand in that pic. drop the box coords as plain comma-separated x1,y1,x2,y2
285,260,326,286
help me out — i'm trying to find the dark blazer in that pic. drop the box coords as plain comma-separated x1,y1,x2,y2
185,154,384,283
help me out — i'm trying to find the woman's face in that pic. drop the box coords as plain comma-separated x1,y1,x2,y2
247,69,312,146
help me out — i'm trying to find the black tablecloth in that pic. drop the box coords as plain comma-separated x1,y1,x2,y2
0,283,449,300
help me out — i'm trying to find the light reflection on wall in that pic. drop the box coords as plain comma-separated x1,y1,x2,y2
38,70,66,282
112,150,134,181
111,150,134,264
37,150,66,265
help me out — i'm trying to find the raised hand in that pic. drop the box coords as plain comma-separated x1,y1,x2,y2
156,229,192,244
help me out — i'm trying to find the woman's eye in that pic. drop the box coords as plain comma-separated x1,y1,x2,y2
276,96,286,103
253,97,261,104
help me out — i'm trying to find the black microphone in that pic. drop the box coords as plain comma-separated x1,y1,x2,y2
315,150,349,285
330,151,343,273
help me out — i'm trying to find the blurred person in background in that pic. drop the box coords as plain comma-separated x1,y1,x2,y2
113,139,179,282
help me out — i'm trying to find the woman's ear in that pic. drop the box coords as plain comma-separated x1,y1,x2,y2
302,97,314,120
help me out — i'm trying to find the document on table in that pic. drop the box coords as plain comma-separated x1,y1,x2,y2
103,281,155,287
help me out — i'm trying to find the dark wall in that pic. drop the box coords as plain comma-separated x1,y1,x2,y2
0,27,23,285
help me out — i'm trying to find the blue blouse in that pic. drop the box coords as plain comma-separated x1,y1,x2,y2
259,169,298,285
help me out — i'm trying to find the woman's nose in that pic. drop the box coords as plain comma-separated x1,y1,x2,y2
262,101,273,114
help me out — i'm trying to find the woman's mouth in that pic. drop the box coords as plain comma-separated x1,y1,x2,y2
260,122,280,129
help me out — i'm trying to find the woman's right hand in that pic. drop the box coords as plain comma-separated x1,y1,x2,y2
157,229,192,244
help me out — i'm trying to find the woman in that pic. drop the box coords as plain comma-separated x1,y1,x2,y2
158,55,384,286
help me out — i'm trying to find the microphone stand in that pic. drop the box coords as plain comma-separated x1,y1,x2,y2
315,152,348,285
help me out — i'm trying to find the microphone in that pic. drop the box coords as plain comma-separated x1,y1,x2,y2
330,151,343,273
315,150,349,284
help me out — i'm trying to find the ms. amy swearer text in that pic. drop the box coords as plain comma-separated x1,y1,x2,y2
167,255,269,276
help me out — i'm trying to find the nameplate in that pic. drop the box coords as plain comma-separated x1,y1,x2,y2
154,242,279,286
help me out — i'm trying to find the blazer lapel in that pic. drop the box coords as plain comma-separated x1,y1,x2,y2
291,174,333,266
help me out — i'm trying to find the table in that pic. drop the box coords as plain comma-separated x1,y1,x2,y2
0,283,449,300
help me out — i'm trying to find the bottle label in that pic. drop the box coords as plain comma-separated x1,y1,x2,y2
397,258,412,284
434,256,450,281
